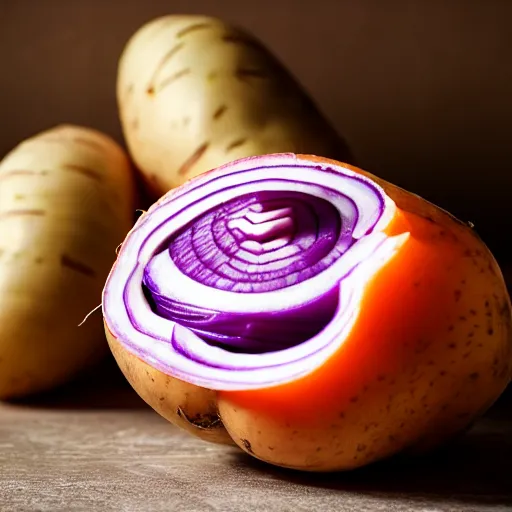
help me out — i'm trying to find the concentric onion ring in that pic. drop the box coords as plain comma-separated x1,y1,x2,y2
103,154,409,390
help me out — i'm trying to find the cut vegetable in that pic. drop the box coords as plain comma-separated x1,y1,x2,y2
104,153,512,471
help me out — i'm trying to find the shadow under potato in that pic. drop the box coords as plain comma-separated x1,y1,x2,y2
7,353,147,410
229,427,510,506
228,388,512,507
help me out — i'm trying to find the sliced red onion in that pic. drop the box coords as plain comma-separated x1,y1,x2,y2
103,154,409,390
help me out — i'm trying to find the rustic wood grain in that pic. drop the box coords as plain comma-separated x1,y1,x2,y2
0,364,511,512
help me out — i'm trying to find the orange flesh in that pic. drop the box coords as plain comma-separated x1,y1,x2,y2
218,204,508,426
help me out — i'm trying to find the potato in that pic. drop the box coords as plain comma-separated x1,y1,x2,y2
104,154,511,471
107,330,233,445
0,125,135,399
117,15,351,197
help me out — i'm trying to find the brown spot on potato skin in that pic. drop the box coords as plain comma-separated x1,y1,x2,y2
0,170,43,180
72,137,105,152
62,163,101,181
60,254,96,278
0,209,45,219
213,105,227,120
151,68,190,95
499,298,511,318
177,22,212,38
226,138,247,152
241,438,253,454
454,290,462,302
176,406,222,430
146,43,185,95
235,68,267,81
177,142,209,176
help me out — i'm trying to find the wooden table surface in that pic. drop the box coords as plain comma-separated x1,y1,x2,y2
1,362,511,512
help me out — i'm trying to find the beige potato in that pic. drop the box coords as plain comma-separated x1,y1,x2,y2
0,125,135,399
117,15,351,197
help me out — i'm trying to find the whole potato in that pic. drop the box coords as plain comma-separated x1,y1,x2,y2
0,125,135,399
117,15,352,197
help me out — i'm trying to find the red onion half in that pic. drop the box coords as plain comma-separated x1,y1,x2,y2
103,154,409,390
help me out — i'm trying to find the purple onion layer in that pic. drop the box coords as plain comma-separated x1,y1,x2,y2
102,154,408,390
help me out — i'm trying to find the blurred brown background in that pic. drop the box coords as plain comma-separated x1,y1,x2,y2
0,0,511,263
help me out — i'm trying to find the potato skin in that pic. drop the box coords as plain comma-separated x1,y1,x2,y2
106,154,511,472
0,125,135,399
117,15,351,197
106,326,233,445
